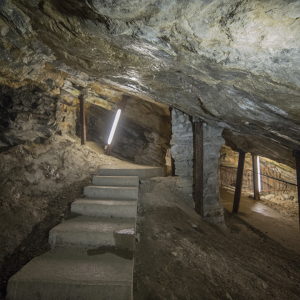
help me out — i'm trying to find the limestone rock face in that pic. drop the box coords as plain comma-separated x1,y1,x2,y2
0,0,300,165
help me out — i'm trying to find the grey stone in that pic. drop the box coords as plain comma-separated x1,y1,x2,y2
175,168,190,177
178,186,194,194
176,177,193,187
175,161,193,170
0,0,299,168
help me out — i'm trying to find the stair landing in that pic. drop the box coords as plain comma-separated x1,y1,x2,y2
98,163,164,179
6,249,133,300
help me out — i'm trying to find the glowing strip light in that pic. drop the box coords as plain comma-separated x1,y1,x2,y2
257,156,261,192
107,109,121,145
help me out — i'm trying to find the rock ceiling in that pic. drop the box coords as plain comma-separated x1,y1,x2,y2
0,0,299,167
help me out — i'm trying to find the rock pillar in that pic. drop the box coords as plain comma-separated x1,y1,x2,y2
171,109,225,226
170,109,194,197
202,123,225,226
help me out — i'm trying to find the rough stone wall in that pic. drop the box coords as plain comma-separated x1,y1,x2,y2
1,0,300,169
203,123,225,226
0,85,58,150
0,84,77,152
55,97,77,136
171,109,225,225
170,109,194,196
81,103,170,167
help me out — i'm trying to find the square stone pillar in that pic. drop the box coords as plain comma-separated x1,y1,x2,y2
202,123,225,226
170,109,225,226
170,109,194,196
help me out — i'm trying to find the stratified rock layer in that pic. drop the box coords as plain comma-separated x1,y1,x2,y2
0,0,300,166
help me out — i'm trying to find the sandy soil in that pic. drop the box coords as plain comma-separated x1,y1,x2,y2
260,199,298,220
222,186,299,220
134,177,300,300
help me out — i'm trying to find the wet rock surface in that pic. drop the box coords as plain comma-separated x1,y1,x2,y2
0,0,299,164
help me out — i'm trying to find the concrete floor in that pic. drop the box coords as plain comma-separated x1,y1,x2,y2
220,188,300,255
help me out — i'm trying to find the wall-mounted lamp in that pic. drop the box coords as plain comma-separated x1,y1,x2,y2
107,109,122,145
106,95,130,155
257,156,261,192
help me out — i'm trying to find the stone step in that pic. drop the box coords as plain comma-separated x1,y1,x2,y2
6,248,133,300
84,186,138,200
92,176,139,187
99,164,164,179
49,216,135,250
71,199,137,218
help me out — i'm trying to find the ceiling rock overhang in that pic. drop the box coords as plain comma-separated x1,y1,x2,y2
0,0,299,168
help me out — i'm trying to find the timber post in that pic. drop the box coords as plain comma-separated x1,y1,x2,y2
252,155,260,200
79,93,86,146
169,107,175,176
194,118,204,216
233,150,246,213
292,149,300,226
171,157,175,176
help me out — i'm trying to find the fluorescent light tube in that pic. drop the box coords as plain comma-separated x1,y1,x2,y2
257,156,261,192
107,109,121,145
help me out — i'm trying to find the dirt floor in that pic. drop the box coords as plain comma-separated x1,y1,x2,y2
220,188,300,255
220,186,299,220
134,177,300,300
260,198,299,219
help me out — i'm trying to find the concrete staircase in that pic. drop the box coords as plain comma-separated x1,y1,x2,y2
6,164,163,300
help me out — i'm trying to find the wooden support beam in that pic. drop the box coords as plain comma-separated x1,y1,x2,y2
233,150,246,213
169,107,175,176
292,149,300,226
252,155,260,200
171,157,175,177
194,120,204,216
79,94,86,146
106,95,130,155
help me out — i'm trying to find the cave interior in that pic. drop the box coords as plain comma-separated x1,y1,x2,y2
1,0,300,299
